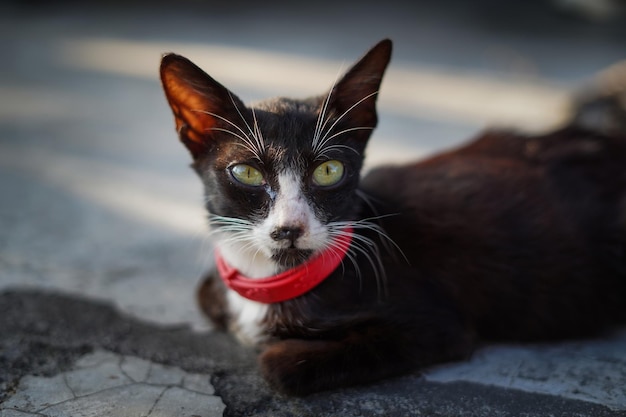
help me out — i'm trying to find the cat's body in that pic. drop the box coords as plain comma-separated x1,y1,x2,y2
160,40,626,395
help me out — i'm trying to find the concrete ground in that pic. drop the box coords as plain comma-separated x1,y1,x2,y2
1,1,626,416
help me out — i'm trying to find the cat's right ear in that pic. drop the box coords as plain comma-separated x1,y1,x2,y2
160,54,247,159
325,39,393,139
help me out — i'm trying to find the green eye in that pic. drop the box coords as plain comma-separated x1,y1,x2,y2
313,160,345,187
230,164,265,186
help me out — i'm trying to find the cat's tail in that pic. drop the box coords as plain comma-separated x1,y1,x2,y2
568,60,626,136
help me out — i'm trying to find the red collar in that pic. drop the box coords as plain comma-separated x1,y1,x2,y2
215,228,353,304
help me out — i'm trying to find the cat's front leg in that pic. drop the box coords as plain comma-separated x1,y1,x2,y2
197,269,230,331
259,320,474,396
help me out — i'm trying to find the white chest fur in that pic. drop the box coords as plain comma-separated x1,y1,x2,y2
217,237,275,346
217,243,272,346
225,290,269,346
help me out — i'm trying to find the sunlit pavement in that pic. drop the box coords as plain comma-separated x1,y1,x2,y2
1,1,626,416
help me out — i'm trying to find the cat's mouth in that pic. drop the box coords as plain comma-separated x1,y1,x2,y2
272,248,314,269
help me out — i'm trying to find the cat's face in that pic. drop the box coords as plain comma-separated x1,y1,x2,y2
160,40,392,273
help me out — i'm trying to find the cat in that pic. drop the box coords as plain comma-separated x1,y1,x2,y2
160,39,626,396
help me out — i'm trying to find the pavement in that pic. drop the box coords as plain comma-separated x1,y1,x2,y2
1,1,626,416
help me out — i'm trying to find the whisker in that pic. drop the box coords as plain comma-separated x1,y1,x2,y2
326,213,412,301
313,64,346,150
207,127,248,143
251,106,266,155
320,126,374,144
207,127,262,160
206,215,272,268
355,192,410,265
324,235,364,292
314,145,360,161
313,142,363,161
347,235,387,301
229,93,266,159
313,94,330,150
195,109,249,139
228,92,255,138
313,125,374,159
314,91,379,156
207,215,254,234
196,109,263,160
232,142,263,161
327,226,385,295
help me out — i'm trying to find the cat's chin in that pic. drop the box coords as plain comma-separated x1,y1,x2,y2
271,248,314,269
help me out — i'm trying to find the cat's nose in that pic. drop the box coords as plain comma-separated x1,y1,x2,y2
270,226,303,244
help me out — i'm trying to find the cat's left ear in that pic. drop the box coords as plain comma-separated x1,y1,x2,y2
327,39,392,137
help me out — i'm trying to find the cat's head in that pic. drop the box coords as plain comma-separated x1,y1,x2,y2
160,39,392,275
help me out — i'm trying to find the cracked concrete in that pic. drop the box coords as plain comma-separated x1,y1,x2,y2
0,291,255,416
1,350,224,417
1,1,626,416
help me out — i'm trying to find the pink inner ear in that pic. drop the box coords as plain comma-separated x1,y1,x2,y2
164,78,218,146
176,104,217,145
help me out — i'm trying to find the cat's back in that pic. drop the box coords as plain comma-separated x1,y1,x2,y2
362,127,626,220
362,130,546,232
361,127,626,263
360,126,626,338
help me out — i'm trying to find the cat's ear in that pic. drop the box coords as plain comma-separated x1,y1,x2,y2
160,53,247,159
328,39,392,135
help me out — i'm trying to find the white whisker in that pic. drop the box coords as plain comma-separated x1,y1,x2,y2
207,127,248,143
324,234,365,292
355,192,410,264
321,126,374,143
326,229,379,293
229,93,266,159
313,143,361,161
326,212,411,301
208,127,262,160
208,215,254,233
195,109,248,140
228,93,255,138
312,65,346,151
313,91,379,157
251,106,266,155
196,109,263,160
348,234,387,300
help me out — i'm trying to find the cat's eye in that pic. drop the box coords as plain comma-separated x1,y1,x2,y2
312,160,345,187
230,164,265,187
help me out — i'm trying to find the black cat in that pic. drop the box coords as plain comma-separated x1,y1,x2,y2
160,39,626,395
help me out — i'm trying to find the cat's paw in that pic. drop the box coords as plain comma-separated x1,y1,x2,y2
259,339,342,396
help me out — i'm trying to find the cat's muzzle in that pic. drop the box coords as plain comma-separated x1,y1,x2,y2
271,248,314,268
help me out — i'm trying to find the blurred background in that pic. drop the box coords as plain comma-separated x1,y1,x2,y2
1,0,625,330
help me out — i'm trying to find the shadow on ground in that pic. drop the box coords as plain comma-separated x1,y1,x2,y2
1,289,624,417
